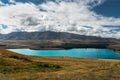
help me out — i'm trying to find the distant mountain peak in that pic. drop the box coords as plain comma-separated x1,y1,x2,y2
0,31,118,42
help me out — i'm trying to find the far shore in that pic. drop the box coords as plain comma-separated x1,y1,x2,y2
0,39,120,53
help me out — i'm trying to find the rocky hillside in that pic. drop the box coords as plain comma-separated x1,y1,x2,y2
0,31,119,42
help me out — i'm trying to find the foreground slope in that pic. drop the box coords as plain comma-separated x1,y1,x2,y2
0,48,120,80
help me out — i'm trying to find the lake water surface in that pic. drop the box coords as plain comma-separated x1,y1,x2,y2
8,49,120,59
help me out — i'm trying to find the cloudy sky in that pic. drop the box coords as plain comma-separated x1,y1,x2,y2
0,0,120,39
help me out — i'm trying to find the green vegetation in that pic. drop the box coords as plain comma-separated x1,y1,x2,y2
0,48,62,75
0,48,120,80
56,43,108,49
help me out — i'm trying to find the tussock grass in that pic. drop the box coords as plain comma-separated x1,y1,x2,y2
0,48,120,80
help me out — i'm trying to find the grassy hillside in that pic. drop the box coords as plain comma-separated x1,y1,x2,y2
0,48,120,80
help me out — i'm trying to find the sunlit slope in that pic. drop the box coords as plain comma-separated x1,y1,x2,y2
0,48,61,73
0,48,120,80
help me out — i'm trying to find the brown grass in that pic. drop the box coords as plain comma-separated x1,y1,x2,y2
0,48,120,80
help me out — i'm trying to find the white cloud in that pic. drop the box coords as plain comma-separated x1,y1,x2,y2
0,0,120,38
0,0,5,6
9,0,16,3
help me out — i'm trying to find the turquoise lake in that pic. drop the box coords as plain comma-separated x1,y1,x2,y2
8,49,120,59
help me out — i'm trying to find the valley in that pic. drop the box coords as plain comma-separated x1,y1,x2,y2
0,32,120,80
0,32,119,52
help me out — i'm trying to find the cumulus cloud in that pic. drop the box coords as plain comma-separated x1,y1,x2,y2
0,0,5,6
0,0,120,38
9,0,16,3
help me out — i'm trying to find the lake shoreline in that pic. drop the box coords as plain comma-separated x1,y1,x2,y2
0,39,120,53
8,48,120,60
1,48,120,80
6,47,120,55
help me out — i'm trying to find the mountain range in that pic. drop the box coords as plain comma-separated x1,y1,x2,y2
0,31,119,41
